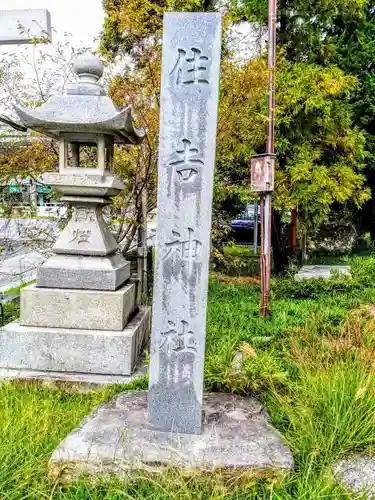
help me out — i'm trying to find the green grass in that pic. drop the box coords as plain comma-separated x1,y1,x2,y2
4,254,375,498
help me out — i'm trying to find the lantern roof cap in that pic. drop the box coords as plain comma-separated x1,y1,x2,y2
12,52,145,144
73,52,104,81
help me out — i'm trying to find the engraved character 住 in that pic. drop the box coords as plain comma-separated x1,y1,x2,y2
171,47,210,85
159,320,197,357
168,138,204,182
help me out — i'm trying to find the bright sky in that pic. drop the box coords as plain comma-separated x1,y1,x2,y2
0,2,106,116
2,1,105,45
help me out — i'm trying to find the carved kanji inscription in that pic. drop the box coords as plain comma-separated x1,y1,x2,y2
74,207,96,223
168,138,204,182
70,228,92,244
171,47,210,85
163,227,202,266
159,320,197,357
148,13,222,434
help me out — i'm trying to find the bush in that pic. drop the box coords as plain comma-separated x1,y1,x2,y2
274,275,358,300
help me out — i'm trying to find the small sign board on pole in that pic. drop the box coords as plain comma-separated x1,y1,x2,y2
251,153,275,192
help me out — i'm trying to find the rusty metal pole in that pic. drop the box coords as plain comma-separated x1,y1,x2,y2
260,0,277,317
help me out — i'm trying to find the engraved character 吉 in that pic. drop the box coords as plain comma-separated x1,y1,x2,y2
70,228,92,244
171,47,210,85
159,320,197,357
168,138,204,182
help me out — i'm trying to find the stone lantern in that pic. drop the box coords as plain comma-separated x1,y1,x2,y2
0,53,150,381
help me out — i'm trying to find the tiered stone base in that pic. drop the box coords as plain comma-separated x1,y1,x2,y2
37,253,131,291
0,307,150,376
20,283,137,331
0,175,150,381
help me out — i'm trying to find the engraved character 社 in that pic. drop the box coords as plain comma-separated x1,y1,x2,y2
159,320,197,357
168,138,204,182
171,47,210,85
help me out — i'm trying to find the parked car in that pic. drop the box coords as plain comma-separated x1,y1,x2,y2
230,204,260,244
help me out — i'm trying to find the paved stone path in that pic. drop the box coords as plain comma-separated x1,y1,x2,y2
294,265,351,281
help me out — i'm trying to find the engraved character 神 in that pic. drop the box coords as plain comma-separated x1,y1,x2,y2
163,227,202,264
168,138,204,182
171,47,210,85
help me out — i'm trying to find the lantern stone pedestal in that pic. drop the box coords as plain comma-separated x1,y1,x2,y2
0,52,150,381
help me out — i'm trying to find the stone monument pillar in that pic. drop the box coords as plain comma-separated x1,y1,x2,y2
0,53,150,381
48,17,294,480
148,12,222,434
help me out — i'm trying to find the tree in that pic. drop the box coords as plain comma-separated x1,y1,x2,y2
101,0,370,270
216,54,368,268
231,0,367,63
101,0,215,255
0,37,86,184
0,36,149,254
229,0,372,264
323,2,375,240
0,39,86,268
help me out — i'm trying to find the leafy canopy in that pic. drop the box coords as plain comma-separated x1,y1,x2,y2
101,0,369,243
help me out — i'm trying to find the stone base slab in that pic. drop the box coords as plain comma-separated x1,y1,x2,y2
0,307,150,376
49,391,294,482
334,455,375,499
294,265,351,281
37,253,130,291
20,283,136,331
0,361,147,386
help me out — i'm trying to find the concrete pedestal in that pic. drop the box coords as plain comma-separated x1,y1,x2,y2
37,253,131,291
0,307,150,376
294,265,351,281
49,391,294,482
20,283,136,331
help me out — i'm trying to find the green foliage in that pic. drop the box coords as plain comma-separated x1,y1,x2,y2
101,0,211,58
275,58,369,224
205,345,288,395
275,274,357,300
230,0,368,62
101,0,370,256
275,254,375,299
4,280,35,296
228,0,374,254
2,301,20,325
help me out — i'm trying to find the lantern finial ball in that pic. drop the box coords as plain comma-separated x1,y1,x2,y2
73,52,104,81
